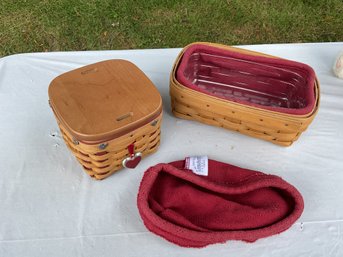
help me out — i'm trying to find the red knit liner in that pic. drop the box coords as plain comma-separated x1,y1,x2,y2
137,159,304,248
176,44,316,115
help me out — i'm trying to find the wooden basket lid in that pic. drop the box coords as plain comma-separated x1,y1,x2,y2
48,60,162,142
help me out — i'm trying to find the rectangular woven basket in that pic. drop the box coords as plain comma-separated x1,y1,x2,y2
170,42,320,146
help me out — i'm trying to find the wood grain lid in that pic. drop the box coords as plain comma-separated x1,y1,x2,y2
48,59,162,142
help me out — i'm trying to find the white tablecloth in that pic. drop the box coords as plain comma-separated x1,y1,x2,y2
1,43,343,257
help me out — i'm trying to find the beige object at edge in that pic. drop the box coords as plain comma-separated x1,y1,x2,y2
333,51,343,79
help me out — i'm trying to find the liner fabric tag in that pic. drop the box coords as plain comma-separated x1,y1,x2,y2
185,156,208,176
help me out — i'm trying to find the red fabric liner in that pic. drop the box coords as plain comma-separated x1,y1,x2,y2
176,44,316,115
137,159,304,248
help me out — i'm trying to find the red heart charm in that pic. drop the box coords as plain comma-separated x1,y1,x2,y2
122,152,142,169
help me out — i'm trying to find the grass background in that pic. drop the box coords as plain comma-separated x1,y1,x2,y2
0,0,342,57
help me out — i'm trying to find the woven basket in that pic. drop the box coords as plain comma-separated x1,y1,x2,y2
57,114,161,180
170,42,320,146
49,60,162,179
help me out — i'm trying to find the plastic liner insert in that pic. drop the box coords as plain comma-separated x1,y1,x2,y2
176,44,316,115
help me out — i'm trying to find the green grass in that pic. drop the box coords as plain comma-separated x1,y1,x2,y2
1,0,342,57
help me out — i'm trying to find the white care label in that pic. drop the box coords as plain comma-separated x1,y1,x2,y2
185,156,208,176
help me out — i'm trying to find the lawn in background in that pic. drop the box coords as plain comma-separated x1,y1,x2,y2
1,0,342,56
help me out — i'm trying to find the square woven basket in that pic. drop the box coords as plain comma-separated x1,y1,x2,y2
49,60,162,179
170,42,320,146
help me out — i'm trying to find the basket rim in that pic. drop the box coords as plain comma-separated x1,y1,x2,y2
172,42,320,117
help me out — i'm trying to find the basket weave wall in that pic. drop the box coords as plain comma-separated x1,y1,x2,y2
57,113,162,180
